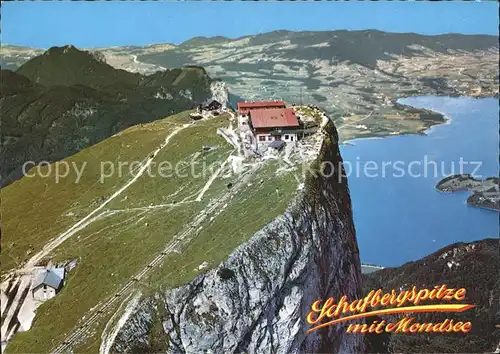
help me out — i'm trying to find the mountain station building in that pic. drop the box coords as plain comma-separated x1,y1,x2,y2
237,101,301,146
248,108,300,143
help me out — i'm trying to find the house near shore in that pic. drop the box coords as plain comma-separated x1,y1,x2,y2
31,267,65,301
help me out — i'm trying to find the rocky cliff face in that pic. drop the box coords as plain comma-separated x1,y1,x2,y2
208,80,229,108
110,121,364,353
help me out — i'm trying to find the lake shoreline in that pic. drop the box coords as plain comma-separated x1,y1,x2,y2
436,174,500,212
342,96,499,267
342,94,498,145
342,96,452,145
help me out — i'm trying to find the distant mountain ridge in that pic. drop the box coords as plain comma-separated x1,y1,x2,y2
3,30,497,71
127,29,498,142
152,29,499,68
14,45,211,94
0,45,214,187
16,45,140,88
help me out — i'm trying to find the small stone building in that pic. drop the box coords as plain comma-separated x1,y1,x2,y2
32,268,65,301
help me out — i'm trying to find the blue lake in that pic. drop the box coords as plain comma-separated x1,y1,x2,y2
340,96,499,267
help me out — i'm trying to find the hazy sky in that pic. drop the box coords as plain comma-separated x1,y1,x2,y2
2,1,498,48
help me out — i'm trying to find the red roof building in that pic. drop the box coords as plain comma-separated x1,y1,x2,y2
249,108,299,129
237,101,286,114
248,108,301,143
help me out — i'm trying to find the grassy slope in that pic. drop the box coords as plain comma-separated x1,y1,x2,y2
4,111,299,353
1,112,188,272
143,161,299,290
